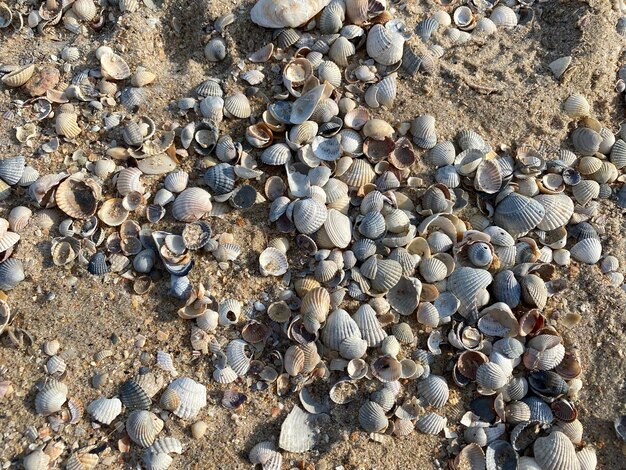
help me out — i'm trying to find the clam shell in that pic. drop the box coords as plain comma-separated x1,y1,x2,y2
259,247,289,276
35,379,67,415
571,127,602,155
0,258,25,290
126,410,164,447
359,400,388,432
577,447,597,470
475,362,508,390
571,179,600,205
533,431,580,470
336,157,376,187
534,193,574,231
490,6,518,27
172,188,212,222
56,176,100,219
426,141,456,167
22,450,50,470
100,52,131,80
293,198,327,234
570,237,602,264
494,192,546,236
119,378,151,411
353,304,387,347
447,267,492,320
261,143,292,165
321,308,360,351
0,155,25,185
366,24,404,65
411,115,437,149
164,377,207,420
87,397,122,425
416,412,446,435
279,405,316,452
610,138,626,168
73,0,97,21
65,453,99,470
1,64,35,87
388,276,420,316
55,111,81,138
418,375,449,408
250,0,330,28
486,440,518,470
317,60,342,88
224,93,251,119
563,94,590,118
204,37,227,62
98,198,129,226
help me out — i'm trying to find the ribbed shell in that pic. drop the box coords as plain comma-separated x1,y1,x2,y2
35,379,68,415
494,192,546,236
261,143,292,165
571,127,602,155
321,309,360,351
1,64,35,87
352,304,387,347
87,397,122,425
533,431,580,470
417,375,449,408
293,198,327,234
119,378,151,410
55,112,81,138
165,377,207,420
577,446,597,470
570,238,602,264
0,155,25,185
411,115,437,149
358,400,388,432
164,171,188,193
490,6,518,27
279,405,316,452
224,93,251,119
65,452,99,470
359,211,386,239
447,267,493,318
22,449,50,470
366,24,404,65
534,193,574,231
117,167,144,196
563,94,590,118
204,163,235,195
126,410,164,447
571,180,600,205
0,258,25,291
172,188,212,222
475,362,508,390
416,412,446,434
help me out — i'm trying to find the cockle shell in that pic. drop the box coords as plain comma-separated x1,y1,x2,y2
533,431,580,470
22,450,50,470
172,188,212,222
163,378,207,420
359,400,388,432
250,0,331,29
259,247,289,276
490,6,518,27
87,397,122,425
1,64,35,87
279,405,316,452
72,0,97,21
100,52,131,80
126,410,164,447
35,379,67,415
366,24,404,65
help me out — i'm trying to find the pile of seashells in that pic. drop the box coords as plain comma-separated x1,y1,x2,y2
1,0,624,468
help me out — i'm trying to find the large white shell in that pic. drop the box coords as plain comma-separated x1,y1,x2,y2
533,431,580,470
87,397,122,425
126,410,164,447
35,379,68,415
279,405,316,452
250,0,331,29
172,188,212,222
164,377,207,420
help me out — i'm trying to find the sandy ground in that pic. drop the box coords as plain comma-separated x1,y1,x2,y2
1,0,626,468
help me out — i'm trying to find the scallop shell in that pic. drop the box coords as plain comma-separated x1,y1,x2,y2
35,379,67,415
164,377,207,420
1,64,35,87
65,452,99,470
172,188,212,222
72,0,97,21
55,176,100,219
100,52,131,80
0,258,25,291
163,171,188,194
570,237,602,264
259,247,289,276
353,304,387,347
366,24,404,65
251,0,330,28
86,397,122,425
359,400,389,432
490,6,518,27
55,111,81,138
416,412,446,435
533,431,580,470
494,192,546,236
224,93,251,119
293,198,327,235
411,115,437,149
279,405,316,452
126,410,164,447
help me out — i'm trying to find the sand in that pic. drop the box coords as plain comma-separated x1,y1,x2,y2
1,0,626,468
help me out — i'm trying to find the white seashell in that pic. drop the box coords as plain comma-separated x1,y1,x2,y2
570,237,602,264
72,0,97,21
126,410,164,447
563,94,590,118
35,379,68,415
204,37,227,62
418,375,449,408
533,431,580,470
359,400,388,432
279,405,316,452
22,450,50,470
224,93,251,119
172,188,212,223
117,167,144,196
164,377,207,420
100,52,131,80
259,247,289,276
416,412,446,435
87,397,122,425
411,115,437,149
366,24,404,65
490,6,518,28
321,309,361,351
353,304,387,347
250,0,331,29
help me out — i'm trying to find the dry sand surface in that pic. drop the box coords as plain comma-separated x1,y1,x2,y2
1,0,626,468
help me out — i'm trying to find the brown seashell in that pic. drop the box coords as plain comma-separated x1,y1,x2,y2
1,64,35,87
55,175,101,219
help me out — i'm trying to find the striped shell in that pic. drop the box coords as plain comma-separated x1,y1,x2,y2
55,111,81,138
358,400,388,432
87,397,122,425
411,115,437,149
164,377,207,420
570,237,602,264
353,304,387,347
100,52,131,80
0,258,25,291
416,412,446,435
1,64,35,87
0,155,25,185
366,24,404,65
533,431,580,470
534,193,574,231
417,375,449,408
117,167,144,196
172,188,212,222
293,198,327,234
490,6,518,27
563,94,590,118
126,410,164,447
494,192,546,236
35,379,68,415
72,0,97,21
224,93,251,119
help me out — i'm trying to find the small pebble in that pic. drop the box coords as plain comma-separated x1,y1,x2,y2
191,420,208,439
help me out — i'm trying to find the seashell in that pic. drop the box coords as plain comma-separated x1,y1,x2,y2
321,309,361,351
35,379,67,415
87,252,108,275
259,247,289,276
163,171,189,194
293,198,327,234
87,397,122,425
475,362,508,390
534,193,574,231
494,192,545,236
131,66,156,87
1,64,35,87
251,0,330,28
570,237,602,264
204,37,227,62
419,257,448,283
563,94,590,118
317,60,342,88
0,258,25,291
416,412,446,435
366,24,404,65
490,6,518,27
371,355,402,383
577,447,597,470
411,115,437,149
126,410,164,447
261,143,292,166
571,127,602,155
164,377,207,420
353,304,387,347
0,155,25,185
115,168,144,197
172,188,212,223
359,400,388,432
475,17,497,35
65,452,99,470
571,179,600,206
533,431,580,470
521,274,548,308
72,0,97,21
55,110,81,139
100,52,131,80
279,405,316,452
418,375,449,408
549,56,572,80
224,93,251,119
427,141,456,167
486,440,518,470
97,198,129,227
119,378,151,411
22,450,50,470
